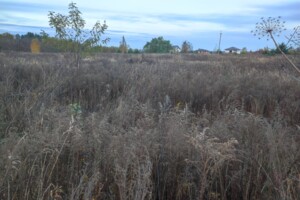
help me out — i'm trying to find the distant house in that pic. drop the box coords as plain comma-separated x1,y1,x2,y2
170,45,181,53
224,47,241,54
195,48,211,54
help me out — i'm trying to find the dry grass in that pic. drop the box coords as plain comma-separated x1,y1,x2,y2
0,52,299,199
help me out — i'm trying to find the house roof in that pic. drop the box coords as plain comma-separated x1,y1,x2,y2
196,48,210,52
225,47,240,51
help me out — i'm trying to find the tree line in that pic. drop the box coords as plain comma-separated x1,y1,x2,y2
1,30,297,55
0,32,139,53
0,31,196,54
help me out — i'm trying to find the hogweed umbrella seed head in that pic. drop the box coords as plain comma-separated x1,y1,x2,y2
251,16,286,41
252,16,300,74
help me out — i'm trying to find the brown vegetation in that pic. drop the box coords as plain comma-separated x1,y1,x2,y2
30,39,41,54
0,52,299,199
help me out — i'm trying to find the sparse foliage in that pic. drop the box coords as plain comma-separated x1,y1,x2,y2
48,2,108,68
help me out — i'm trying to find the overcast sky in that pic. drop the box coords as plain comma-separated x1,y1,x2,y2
1,0,299,50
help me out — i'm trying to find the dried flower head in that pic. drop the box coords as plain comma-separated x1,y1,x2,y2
251,16,286,41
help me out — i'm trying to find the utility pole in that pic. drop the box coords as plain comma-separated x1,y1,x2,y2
218,31,222,54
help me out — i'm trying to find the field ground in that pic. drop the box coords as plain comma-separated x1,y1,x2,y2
0,52,299,199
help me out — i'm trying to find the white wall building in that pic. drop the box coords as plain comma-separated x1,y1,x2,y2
224,47,241,54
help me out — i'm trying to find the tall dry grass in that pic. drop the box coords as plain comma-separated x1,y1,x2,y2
0,52,299,199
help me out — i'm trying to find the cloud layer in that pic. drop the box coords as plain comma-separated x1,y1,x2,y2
1,0,299,50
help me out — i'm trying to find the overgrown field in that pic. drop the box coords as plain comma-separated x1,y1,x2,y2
0,52,299,200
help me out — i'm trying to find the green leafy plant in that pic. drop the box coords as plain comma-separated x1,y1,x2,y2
69,103,82,122
143,36,173,53
241,47,247,54
48,2,109,68
275,42,289,54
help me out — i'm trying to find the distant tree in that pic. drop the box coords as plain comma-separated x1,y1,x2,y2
181,40,193,53
47,2,109,68
15,34,21,40
251,16,300,74
95,46,119,53
143,36,173,53
241,47,247,54
134,49,140,53
275,43,289,54
0,32,14,40
119,36,128,53
40,30,49,39
38,30,72,52
128,48,140,54
19,32,42,52
30,39,41,53
21,32,41,40
0,32,17,51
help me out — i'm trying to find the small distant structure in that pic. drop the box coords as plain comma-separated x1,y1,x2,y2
224,47,241,54
170,45,181,53
195,48,211,54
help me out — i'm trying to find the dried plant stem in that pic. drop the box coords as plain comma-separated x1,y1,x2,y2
7,180,10,200
1,53,300,199
269,33,300,74
48,124,73,180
